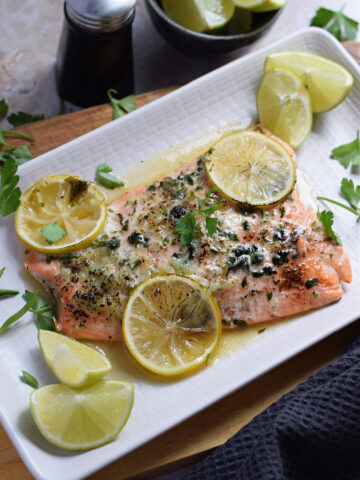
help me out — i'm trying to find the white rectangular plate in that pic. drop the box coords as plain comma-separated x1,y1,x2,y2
1,28,360,480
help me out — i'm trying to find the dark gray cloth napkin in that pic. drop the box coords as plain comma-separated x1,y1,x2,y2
176,327,360,480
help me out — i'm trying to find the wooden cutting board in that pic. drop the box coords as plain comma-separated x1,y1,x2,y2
1,41,360,480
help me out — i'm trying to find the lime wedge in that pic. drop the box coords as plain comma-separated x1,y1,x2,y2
30,381,134,450
233,0,286,12
257,68,313,149
38,330,111,388
161,0,235,32
264,51,353,113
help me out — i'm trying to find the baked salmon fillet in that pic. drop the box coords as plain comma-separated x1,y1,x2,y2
26,142,352,341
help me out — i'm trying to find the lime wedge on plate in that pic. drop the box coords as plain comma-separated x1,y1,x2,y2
161,0,235,32
205,130,296,207
30,381,134,450
256,68,313,149
264,51,353,113
233,0,287,12
38,330,111,388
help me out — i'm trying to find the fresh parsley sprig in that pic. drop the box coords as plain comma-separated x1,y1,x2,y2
310,5,359,41
0,126,34,147
317,178,360,222
0,291,39,334
317,210,342,245
175,189,222,246
97,163,125,189
0,145,32,166
23,290,55,331
331,130,360,169
0,158,21,217
107,89,136,120
8,112,45,128
0,99,8,120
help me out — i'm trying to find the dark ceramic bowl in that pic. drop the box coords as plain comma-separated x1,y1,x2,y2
145,0,284,56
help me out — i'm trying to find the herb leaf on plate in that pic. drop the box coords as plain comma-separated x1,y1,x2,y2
23,290,54,331
96,163,124,189
8,111,45,128
0,289,19,298
310,6,359,41
107,89,136,120
21,370,39,389
317,210,342,245
175,211,196,246
341,178,360,210
331,130,360,169
41,221,67,245
0,158,21,217
0,291,39,334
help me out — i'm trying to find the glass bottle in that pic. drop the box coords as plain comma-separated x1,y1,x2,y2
56,0,136,108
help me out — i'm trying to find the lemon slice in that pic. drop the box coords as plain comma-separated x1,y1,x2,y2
161,0,235,33
205,130,295,207
233,0,286,11
38,330,112,388
264,51,353,113
123,275,221,376
30,381,134,450
256,68,313,149
15,175,107,254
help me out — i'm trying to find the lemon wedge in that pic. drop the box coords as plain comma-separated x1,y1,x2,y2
256,68,313,149
15,175,107,254
205,130,295,207
30,381,134,450
38,330,111,388
264,51,353,113
161,0,235,33
123,275,221,376
233,0,286,12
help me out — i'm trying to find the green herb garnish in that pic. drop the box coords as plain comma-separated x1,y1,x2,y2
0,289,19,298
310,6,359,41
174,189,222,246
0,291,39,333
23,290,54,331
0,126,33,147
341,178,360,211
317,210,342,245
0,145,32,166
331,130,360,169
96,163,124,189
0,158,21,217
107,89,136,120
0,99,8,119
41,221,67,245
317,178,360,222
8,111,45,128
21,370,39,389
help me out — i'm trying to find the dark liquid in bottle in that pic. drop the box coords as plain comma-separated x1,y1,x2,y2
56,5,134,108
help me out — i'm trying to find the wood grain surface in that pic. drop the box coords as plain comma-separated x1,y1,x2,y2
1,42,360,480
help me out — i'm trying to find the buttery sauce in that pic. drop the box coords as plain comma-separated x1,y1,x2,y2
85,124,288,380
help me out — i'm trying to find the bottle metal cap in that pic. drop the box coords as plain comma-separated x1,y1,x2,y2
66,0,136,32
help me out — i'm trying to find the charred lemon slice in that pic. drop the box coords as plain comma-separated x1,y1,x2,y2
123,275,221,376
15,175,107,254
205,130,295,208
